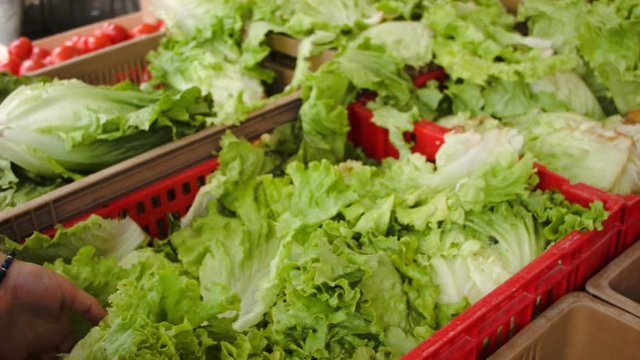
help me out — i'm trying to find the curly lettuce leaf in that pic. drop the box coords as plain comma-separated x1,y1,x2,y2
0,215,147,264
424,0,576,85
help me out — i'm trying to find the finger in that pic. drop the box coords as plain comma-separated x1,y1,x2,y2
58,277,107,325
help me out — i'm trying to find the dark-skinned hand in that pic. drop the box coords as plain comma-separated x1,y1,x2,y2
0,254,106,359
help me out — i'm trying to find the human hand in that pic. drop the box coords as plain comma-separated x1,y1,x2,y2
0,254,106,359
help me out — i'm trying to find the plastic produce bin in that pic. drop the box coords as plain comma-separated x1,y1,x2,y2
32,30,163,85
26,4,161,85
4,93,622,360
388,121,624,360
347,79,628,358
621,194,640,252
587,240,640,318
30,9,154,50
489,292,640,360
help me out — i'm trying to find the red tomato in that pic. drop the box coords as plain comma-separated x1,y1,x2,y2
132,23,159,37
19,58,46,75
93,30,113,44
99,22,131,44
30,47,51,61
65,35,89,55
64,36,77,47
0,57,21,75
86,34,111,52
8,37,33,61
155,19,165,30
50,45,78,64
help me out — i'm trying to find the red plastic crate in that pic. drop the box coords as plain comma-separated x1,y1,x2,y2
45,158,219,239
404,207,622,359
412,68,448,89
405,221,621,359
377,120,625,359
347,101,401,159
621,194,640,251
43,118,624,360
31,72,628,359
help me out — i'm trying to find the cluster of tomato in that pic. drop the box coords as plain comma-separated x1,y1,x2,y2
1,21,163,76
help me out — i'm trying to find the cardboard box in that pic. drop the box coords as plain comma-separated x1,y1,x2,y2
587,240,640,318
490,293,640,360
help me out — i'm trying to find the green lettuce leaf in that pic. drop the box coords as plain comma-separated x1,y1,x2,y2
441,111,640,195
521,0,640,114
46,246,126,306
0,215,147,264
151,0,251,39
424,0,576,85
355,21,433,68
66,251,233,359
518,0,589,52
252,0,382,38
446,71,603,119
2,176,65,210
172,135,360,332
147,33,268,125
505,112,636,193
